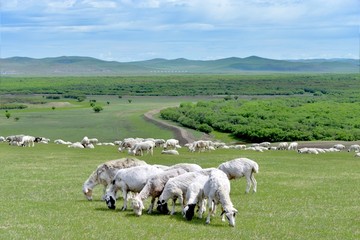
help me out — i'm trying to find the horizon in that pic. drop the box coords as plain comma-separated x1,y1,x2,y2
1,1,359,61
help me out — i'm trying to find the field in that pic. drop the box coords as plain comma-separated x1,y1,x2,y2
0,94,359,239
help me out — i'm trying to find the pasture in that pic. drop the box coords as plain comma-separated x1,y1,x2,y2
0,142,359,239
0,95,359,239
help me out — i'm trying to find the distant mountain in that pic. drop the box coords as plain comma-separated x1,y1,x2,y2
0,56,358,76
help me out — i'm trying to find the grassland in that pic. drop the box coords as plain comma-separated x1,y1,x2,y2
0,94,359,239
0,141,359,240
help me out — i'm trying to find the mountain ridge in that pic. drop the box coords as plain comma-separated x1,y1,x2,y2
1,55,358,76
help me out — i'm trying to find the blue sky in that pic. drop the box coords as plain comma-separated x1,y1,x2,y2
1,0,359,61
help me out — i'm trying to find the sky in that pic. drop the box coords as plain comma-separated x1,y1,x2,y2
1,0,359,61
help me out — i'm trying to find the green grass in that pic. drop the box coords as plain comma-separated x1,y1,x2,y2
0,95,359,239
0,144,359,240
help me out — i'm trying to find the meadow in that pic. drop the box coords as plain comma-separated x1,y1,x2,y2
0,94,359,239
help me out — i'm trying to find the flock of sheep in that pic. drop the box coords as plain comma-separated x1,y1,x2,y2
83,157,259,227
2,134,359,157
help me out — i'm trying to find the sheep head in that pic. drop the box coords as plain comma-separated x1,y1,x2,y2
183,204,196,221
105,195,116,210
221,208,238,227
156,200,169,214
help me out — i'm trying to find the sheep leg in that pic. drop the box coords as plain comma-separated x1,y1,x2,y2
205,198,213,224
171,198,177,215
245,173,252,193
121,190,128,211
251,173,257,193
147,197,156,214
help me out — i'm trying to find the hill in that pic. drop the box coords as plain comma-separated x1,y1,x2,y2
0,56,358,76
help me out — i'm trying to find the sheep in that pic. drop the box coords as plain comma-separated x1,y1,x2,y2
203,168,238,227
130,141,154,156
288,142,298,151
259,142,271,147
0,136,5,142
105,164,164,210
68,142,85,148
54,139,72,145
161,149,179,155
188,140,212,152
333,144,345,151
163,138,180,150
348,144,360,152
6,134,24,145
131,168,188,216
19,135,36,147
297,147,319,154
82,158,147,201
157,168,214,215
218,158,259,193
183,174,209,221
277,142,288,150
355,152,360,157
80,136,91,148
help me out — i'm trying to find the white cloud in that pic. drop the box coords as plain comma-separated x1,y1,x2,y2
82,0,117,8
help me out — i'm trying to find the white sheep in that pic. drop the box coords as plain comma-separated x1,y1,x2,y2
82,158,147,201
277,142,288,150
288,142,298,151
218,158,259,193
19,135,36,147
203,168,238,227
68,142,85,148
105,164,164,210
348,144,360,152
157,168,214,215
161,149,179,155
333,144,345,151
131,168,188,216
182,174,209,221
355,152,360,157
163,138,180,150
130,141,154,156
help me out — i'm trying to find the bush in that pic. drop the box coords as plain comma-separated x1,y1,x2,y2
93,106,103,113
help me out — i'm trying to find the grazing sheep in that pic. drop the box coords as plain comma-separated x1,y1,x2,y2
157,168,214,215
0,136,5,142
130,141,154,156
277,142,288,150
105,165,164,210
355,152,360,157
163,138,180,150
259,142,271,147
54,139,72,145
348,144,360,152
218,158,259,193
131,168,188,216
82,158,147,201
333,144,345,151
288,142,298,151
183,174,209,221
203,168,238,227
6,134,24,145
19,135,36,147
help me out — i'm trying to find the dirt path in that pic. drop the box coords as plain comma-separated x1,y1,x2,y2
143,108,207,145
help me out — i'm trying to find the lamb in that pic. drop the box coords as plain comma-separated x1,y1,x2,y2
218,158,259,193
203,168,238,227
131,168,188,216
157,168,214,215
105,164,164,210
183,174,209,221
83,158,147,201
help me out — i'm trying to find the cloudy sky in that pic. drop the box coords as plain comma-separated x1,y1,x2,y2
1,0,359,61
